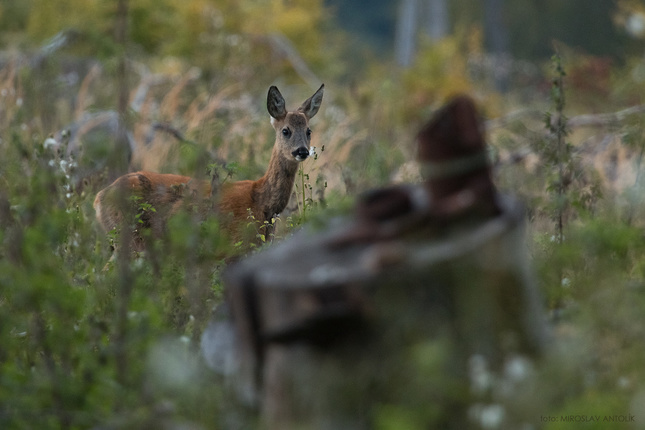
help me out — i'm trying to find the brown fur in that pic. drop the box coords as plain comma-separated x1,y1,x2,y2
94,84,324,252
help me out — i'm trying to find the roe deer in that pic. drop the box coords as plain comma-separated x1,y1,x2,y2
93,84,325,252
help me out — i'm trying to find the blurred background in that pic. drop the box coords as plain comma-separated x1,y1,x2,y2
1,0,644,190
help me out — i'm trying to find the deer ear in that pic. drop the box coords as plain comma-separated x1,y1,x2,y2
267,86,287,121
298,84,324,119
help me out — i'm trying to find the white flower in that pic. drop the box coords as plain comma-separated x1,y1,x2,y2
43,137,57,149
504,356,532,382
618,376,631,389
469,403,506,429
469,354,493,394
626,13,645,37
480,404,505,429
309,146,317,157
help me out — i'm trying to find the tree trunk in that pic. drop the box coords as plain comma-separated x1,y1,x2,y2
424,0,449,41
215,96,550,429
115,0,129,119
483,0,510,91
113,0,132,178
395,0,419,67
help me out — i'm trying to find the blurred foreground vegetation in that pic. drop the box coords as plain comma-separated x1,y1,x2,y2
1,0,645,428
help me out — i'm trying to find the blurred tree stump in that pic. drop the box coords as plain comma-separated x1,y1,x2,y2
220,96,550,429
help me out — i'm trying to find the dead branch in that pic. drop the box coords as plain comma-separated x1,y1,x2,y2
486,104,645,131
152,122,186,142
566,104,645,128
485,108,543,130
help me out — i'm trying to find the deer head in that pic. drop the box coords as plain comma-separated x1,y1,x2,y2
267,84,324,163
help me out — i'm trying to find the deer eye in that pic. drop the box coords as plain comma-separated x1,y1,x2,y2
306,128,312,138
282,128,291,137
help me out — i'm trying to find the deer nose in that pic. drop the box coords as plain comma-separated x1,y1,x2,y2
292,147,309,161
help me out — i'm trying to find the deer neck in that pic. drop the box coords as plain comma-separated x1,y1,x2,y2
254,145,299,218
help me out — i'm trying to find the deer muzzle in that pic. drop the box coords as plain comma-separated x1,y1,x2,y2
292,147,310,161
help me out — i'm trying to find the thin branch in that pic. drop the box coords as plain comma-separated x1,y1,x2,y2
152,122,186,142
486,104,645,130
566,104,645,128
485,108,542,130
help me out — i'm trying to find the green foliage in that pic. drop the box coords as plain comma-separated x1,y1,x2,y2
294,146,329,222
544,52,574,244
402,34,480,119
532,217,645,427
8,0,338,83
0,0,31,35
0,115,227,428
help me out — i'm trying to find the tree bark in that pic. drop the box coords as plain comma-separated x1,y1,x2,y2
219,96,550,429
